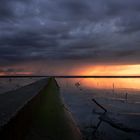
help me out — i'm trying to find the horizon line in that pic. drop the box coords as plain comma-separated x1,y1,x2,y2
0,75,140,78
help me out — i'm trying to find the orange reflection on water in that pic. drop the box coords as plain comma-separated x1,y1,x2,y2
82,78,140,90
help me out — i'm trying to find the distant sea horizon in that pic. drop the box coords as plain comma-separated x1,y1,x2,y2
0,75,140,78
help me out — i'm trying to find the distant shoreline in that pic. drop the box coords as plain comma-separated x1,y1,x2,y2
0,75,140,78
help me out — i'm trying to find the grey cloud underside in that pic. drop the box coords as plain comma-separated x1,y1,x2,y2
0,0,140,66
0,67,26,73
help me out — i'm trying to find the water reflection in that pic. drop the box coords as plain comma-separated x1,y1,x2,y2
81,78,140,90
57,78,140,104
0,77,140,140
57,78,140,140
0,77,43,94
58,78,140,91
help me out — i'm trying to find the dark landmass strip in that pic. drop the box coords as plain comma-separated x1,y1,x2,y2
0,75,140,78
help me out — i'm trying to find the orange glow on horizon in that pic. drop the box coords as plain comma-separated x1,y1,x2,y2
0,71,33,76
0,72,5,76
75,64,140,76
1,63,140,90
1,64,140,76
71,64,140,90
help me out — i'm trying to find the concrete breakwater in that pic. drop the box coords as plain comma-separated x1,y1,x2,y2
0,78,83,140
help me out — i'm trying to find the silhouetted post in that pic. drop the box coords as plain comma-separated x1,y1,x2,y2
112,83,115,94
125,92,128,103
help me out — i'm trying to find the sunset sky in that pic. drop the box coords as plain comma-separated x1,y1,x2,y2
0,0,140,75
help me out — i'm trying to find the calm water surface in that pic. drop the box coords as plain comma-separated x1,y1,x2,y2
0,78,140,139
57,78,140,140
57,78,140,102
0,77,42,94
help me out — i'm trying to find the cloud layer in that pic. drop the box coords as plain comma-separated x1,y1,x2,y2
0,0,140,68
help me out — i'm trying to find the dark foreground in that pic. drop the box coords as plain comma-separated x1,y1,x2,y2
0,78,83,140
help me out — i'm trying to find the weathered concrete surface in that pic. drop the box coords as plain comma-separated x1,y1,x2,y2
0,78,83,140
0,78,49,140
0,78,49,129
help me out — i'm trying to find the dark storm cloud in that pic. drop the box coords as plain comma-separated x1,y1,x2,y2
0,68,24,73
0,0,140,66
